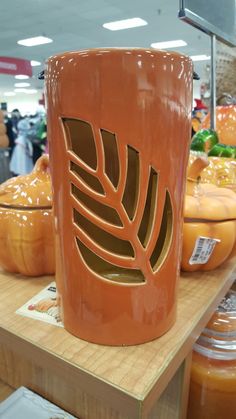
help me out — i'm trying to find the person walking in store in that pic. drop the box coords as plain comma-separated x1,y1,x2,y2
28,114,47,164
4,109,22,158
9,117,34,176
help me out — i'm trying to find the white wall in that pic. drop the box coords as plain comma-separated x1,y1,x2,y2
193,79,201,101
1,91,44,116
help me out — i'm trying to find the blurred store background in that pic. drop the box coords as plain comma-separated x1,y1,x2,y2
0,0,234,180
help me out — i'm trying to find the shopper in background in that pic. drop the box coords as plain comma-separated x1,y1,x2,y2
28,114,47,164
3,109,22,157
9,117,34,176
11,108,22,137
3,113,15,157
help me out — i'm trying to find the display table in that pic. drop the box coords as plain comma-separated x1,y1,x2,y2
0,257,236,419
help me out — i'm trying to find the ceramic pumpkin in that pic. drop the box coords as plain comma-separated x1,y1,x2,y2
0,155,55,276
182,157,236,271
191,129,219,153
201,105,236,146
201,157,236,191
0,110,9,148
189,153,236,191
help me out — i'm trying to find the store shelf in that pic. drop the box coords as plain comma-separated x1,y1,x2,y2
0,380,14,403
0,257,236,418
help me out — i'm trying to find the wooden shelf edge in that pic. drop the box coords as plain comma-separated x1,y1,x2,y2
0,326,141,418
0,257,236,418
0,380,14,402
142,258,236,413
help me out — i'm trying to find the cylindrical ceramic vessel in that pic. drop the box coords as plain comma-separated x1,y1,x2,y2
46,48,193,345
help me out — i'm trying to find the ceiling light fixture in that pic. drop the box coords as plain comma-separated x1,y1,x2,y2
31,60,41,66
14,75,30,80
190,54,211,61
103,17,147,31
24,89,38,94
14,88,28,93
17,36,53,47
151,40,187,49
4,92,16,96
14,82,31,87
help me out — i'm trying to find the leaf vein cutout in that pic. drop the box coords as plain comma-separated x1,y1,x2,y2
62,117,173,284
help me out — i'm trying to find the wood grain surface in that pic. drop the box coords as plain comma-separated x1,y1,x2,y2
0,257,235,418
0,379,14,402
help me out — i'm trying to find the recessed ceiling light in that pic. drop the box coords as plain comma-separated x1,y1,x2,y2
17,36,53,47
4,92,16,97
151,40,187,49
103,17,147,31
190,54,211,61
31,60,41,66
14,82,31,87
14,74,29,80
25,89,38,94
14,88,28,93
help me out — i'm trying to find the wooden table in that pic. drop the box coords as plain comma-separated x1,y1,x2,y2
0,257,236,418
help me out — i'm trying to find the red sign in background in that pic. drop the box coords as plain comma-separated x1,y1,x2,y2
0,57,32,77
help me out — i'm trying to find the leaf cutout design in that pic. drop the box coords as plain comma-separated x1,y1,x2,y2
138,168,158,247
63,118,97,169
150,191,173,271
100,129,119,188
62,117,174,284
76,238,145,283
73,209,134,257
122,146,140,220
71,183,122,226
70,161,104,195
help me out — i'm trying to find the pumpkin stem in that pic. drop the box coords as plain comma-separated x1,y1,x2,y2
186,156,209,195
33,154,49,173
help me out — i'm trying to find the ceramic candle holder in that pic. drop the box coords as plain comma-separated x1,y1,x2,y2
46,48,193,345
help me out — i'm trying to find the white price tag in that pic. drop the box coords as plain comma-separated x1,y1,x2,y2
189,236,221,265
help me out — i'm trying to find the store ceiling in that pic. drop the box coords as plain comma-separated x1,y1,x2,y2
0,0,211,99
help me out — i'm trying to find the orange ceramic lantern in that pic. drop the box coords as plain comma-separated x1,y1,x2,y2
187,290,236,419
0,155,55,276
45,48,193,345
202,105,236,145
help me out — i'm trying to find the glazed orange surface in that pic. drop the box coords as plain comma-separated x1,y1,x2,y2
46,48,193,345
202,105,236,146
187,351,236,419
206,311,236,335
0,207,55,276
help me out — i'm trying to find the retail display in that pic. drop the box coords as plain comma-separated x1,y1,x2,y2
208,143,236,157
202,105,236,146
190,129,219,153
187,290,236,419
0,110,9,148
200,156,236,191
189,152,236,191
46,48,193,345
0,155,55,276
190,128,236,157
182,157,236,271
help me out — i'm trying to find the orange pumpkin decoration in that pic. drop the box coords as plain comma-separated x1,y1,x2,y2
182,157,236,271
0,110,9,148
202,105,236,146
0,155,55,276
189,153,236,191
201,156,236,191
